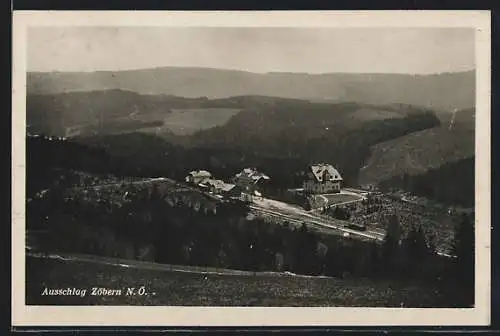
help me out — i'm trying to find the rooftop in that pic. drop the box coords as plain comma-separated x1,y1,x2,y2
309,164,343,182
188,170,212,177
200,179,237,193
235,168,271,182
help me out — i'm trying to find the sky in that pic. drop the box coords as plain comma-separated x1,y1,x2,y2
27,27,475,74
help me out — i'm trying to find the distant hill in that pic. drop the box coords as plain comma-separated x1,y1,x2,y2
358,108,475,185
28,67,475,111
26,90,433,138
27,90,244,136
186,102,438,147
29,100,440,188
28,90,172,136
28,94,446,186
181,103,441,185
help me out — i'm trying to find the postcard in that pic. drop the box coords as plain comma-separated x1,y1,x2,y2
12,10,491,326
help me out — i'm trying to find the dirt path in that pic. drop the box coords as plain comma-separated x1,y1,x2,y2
26,251,337,280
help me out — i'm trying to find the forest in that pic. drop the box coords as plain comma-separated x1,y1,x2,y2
185,105,440,185
378,158,475,207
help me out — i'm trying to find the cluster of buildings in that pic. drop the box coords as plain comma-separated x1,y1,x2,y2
185,167,271,202
184,163,343,203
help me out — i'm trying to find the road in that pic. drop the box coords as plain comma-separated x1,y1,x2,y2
250,205,385,241
249,199,455,258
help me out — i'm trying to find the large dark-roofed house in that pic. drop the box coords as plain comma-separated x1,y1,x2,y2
303,163,343,194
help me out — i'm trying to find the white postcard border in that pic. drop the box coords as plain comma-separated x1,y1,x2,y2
12,10,491,327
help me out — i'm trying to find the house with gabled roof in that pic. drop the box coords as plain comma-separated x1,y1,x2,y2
195,177,243,200
233,168,271,196
303,163,343,194
185,170,212,185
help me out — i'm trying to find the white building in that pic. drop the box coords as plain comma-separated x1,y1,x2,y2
302,163,343,194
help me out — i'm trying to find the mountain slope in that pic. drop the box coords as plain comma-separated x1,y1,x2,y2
28,67,475,111
379,158,475,207
358,108,475,185
181,104,441,186
26,90,435,139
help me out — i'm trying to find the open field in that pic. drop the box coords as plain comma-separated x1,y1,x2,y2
307,192,365,212
26,255,456,307
345,107,405,122
59,108,242,137
138,108,241,135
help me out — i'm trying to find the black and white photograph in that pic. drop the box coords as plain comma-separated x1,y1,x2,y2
12,11,491,327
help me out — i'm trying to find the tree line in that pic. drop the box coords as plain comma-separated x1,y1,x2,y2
378,157,475,207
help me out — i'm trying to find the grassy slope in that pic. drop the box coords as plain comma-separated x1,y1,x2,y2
27,256,456,307
358,109,475,185
134,108,242,136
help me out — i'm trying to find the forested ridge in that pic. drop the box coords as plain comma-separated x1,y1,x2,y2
379,158,475,207
28,68,475,111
